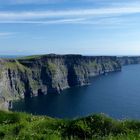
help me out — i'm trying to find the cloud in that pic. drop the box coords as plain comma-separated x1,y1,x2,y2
0,5,140,25
0,32,15,39
1,6,140,18
0,18,86,24
0,32,14,36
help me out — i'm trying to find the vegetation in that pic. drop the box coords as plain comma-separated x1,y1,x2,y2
47,62,57,75
18,54,57,60
18,55,43,60
0,111,140,140
3,60,29,73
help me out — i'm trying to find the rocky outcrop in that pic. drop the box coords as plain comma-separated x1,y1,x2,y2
0,54,122,109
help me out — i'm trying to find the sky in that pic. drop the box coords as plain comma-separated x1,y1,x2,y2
0,0,140,55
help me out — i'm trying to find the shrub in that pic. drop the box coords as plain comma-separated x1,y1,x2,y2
0,111,140,139
0,111,21,124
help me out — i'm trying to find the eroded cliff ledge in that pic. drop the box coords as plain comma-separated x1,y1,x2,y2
0,54,134,109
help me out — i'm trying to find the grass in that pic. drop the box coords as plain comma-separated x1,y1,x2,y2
18,54,57,60
0,111,140,140
19,55,43,60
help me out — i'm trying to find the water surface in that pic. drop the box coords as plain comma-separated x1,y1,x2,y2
12,65,140,119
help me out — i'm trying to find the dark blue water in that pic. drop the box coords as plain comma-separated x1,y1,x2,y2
12,64,140,119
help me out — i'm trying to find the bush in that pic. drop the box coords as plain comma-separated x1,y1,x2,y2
0,111,21,124
63,120,90,138
0,111,140,139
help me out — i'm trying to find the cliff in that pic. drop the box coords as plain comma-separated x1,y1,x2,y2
118,56,140,65
0,54,121,109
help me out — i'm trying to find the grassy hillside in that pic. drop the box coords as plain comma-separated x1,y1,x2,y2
0,111,140,140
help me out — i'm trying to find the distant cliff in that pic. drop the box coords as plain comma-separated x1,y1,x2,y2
118,56,140,65
0,54,122,109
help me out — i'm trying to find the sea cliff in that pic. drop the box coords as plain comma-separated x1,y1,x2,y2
118,56,140,65
0,54,122,109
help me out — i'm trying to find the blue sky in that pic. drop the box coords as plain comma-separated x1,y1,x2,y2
0,0,140,55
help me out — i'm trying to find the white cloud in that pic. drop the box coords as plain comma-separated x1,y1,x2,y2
0,32,14,36
1,6,140,18
0,5,140,24
0,18,86,24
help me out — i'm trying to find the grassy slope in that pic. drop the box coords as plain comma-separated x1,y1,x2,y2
0,111,140,140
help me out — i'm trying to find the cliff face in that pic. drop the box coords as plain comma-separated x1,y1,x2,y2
0,55,121,108
118,57,140,65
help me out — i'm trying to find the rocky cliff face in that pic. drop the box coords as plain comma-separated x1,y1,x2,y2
118,57,140,65
0,55,121,109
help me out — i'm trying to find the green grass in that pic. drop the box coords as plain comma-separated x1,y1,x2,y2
18,54,57,60
19,55,42,60
0,111,140,140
